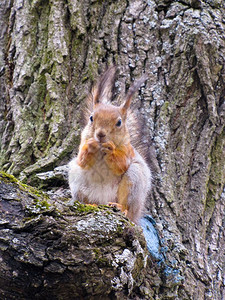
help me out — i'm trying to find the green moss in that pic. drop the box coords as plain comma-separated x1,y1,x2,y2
0,171,19,184
104,209,113,215
129,221,135,227
205,130,225,215
205,189,215,209
97,257,110,266
22,215,38,222
34,199,50,209
0,171,51,214
72,201,100,214
88,62,99,81
93,248,101,259
26,197,51,216
160,101,171,119
72,201,123,214
116,225,124,234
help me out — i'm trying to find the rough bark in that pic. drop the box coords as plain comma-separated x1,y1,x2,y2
0,0,225,299
0,172,150,299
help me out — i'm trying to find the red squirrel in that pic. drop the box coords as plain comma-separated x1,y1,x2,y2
68,67,151,224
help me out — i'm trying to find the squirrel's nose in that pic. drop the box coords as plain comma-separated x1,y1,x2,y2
98,131,106,138
97,130,106,142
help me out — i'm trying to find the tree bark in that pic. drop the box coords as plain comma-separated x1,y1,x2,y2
0,172,150,299
0,0,225,299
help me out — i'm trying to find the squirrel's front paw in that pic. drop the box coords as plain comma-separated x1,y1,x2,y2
101,141,116,154
87,138,100,153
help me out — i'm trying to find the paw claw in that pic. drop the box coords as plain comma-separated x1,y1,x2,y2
86,204,98,207
87,138,100,153
101,141,115,154
108,202,127,215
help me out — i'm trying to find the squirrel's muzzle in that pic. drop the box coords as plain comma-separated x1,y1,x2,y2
96,130,106,143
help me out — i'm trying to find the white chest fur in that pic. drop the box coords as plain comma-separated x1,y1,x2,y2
68,155,121,205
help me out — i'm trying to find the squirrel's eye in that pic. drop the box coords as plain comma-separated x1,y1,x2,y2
90,115,93,122
116,119,122,127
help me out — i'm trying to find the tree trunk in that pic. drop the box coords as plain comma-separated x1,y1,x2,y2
0,0,225,299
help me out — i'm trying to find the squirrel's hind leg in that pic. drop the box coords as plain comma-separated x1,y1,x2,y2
118,157,151,224
117,175,142,224
117,176,131,213
118,174,145,224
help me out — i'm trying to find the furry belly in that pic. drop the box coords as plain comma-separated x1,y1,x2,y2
68,157,121,205
79,180,119,204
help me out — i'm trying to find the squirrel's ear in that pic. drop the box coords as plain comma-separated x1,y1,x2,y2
91,66,117,107
121,74,148,115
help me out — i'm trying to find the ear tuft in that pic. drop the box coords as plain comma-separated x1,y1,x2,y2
122,74,148,113
92,66,117,106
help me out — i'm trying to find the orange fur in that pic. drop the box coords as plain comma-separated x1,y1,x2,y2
77,138,99,169
68,67,151,224
103,142,135,176
117,176,131,211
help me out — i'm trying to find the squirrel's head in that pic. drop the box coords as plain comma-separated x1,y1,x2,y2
85,66,147,146
89,103,129,145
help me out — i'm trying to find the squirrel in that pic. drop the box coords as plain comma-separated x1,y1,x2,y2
68,66,152,224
